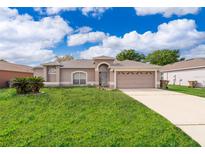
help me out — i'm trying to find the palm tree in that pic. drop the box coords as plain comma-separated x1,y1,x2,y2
55,55,74,63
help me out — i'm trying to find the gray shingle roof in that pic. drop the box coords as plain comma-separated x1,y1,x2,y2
40,58,160,69
161,58,205,72
33,65,43,69
61,60,95,68
111,60,161,69
93,56,115,60
0,61,33,73
42,61,61,66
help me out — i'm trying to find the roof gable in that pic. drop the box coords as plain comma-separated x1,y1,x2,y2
93,56,115,60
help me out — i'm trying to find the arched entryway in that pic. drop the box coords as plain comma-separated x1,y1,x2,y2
99,64,109,87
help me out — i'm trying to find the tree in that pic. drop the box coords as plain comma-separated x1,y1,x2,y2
55,55,74,62
116,49,145,61
0,59,7,62
145,49,182,66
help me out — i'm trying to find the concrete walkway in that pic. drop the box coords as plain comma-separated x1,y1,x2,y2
121,88,205,146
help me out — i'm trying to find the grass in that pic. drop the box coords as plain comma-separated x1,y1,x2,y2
168,85,205,98
0,87,199,147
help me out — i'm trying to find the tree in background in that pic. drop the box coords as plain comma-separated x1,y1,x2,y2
0,59,7,62
145,49,183,66
55,55,74,62
116,49,145,61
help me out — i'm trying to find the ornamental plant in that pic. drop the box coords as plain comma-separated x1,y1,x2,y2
29,77,44,93
12,77,44,94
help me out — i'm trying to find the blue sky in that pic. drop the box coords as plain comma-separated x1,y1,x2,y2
0,7,205,65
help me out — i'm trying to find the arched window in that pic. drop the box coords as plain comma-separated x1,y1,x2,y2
73,72,86,85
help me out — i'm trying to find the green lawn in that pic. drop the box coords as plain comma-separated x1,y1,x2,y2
168,85,205,98
0,87,199,147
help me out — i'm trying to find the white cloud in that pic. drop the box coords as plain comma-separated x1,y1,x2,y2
134,7,200,17
80,19,205,59
67,31,107,46
0,7,73,65
184,45,205,59
75,26,92,33
35,7,110,18
46,7,77,15
81,7,110,18
34,7,77,15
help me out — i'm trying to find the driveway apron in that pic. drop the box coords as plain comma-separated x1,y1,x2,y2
121,88,205,146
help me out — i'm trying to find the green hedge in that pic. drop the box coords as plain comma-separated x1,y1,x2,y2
12,77,44,94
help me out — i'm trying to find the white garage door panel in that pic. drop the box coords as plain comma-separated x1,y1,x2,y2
117,71,155,88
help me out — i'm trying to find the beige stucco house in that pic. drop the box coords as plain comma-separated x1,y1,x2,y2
161,58,205,87
33,56,161,89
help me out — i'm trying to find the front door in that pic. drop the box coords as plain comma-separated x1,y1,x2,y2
99,72,108,87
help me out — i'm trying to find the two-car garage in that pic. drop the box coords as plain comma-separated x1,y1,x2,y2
116,71,156,89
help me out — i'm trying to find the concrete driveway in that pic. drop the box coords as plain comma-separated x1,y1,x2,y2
121,88,205,146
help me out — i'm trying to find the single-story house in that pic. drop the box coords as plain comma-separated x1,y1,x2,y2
0,60,33,88
161,58,205,87
33,56,161,89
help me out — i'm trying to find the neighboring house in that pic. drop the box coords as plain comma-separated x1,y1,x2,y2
161,58,205,87
33,56,161,89
0,60,33,88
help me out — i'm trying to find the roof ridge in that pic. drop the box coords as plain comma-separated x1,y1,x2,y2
0,60,32,68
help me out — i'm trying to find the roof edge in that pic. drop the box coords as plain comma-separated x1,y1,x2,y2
160,65,205,72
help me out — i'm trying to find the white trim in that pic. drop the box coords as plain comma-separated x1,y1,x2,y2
87,81,97,85
71,71,88,85
109,82,114,85
44,82,59,84
47,72,56,75
155,70,158,88
60,82,72,84
44,82,60,87
44,81,96,86
59,82,72,87
160,65,205,73
96,62,111,71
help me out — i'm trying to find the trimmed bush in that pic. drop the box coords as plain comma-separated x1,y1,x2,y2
12,78,31,94
12,77,44,94
29,77,44,93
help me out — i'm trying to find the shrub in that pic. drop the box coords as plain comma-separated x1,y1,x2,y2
12,77,44,94
29,77,44,93
12,78,31,94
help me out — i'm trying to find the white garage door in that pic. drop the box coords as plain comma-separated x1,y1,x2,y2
117,71,155,89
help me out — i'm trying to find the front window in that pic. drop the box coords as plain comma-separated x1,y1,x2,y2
48,67,56,74
73,72,86,85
